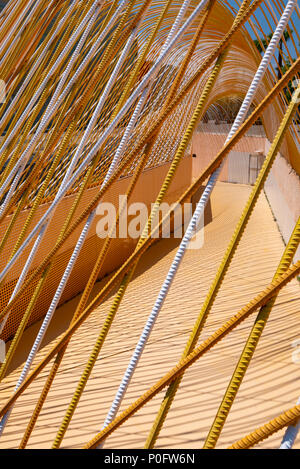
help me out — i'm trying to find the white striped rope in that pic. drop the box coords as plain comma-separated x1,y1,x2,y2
97,0,298,442
0,165,22,218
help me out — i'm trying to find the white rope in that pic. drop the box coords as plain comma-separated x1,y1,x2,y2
159,0,191,57
0,165,21,218
0,0,127,202
0,0,209,286
97,0,298,442
280,398,300,449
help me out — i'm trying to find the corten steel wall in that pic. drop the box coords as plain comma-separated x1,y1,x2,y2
0,157,192,342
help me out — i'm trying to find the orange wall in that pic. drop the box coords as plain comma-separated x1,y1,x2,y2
0,157,192,341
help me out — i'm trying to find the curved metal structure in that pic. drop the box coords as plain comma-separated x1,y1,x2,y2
0,0,299,449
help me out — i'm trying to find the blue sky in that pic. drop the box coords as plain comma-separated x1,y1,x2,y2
1,1,298,59
227,0,299,60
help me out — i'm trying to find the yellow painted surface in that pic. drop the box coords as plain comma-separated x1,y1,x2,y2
0,182,299,449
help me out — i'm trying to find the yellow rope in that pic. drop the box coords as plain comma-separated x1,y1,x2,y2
228,404,300,449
